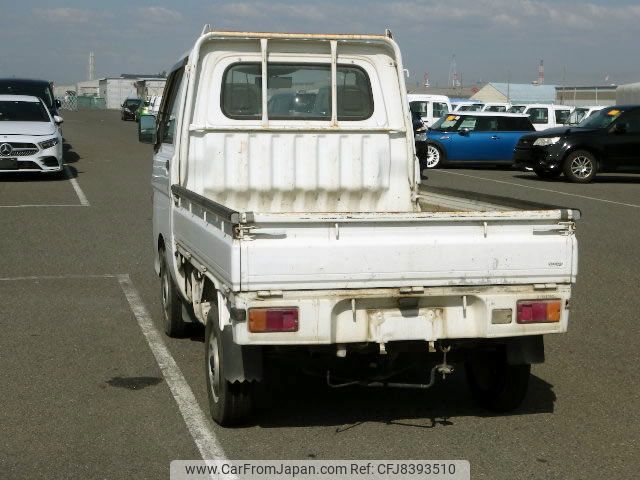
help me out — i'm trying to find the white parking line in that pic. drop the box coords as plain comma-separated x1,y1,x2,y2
0,204,86,208
64,165,90,206
2,273,231,477
117,274,232,475
435,170,640,209
0,273,116,281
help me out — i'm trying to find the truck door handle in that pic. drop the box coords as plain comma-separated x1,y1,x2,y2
491,135,500,140
165,159,169,170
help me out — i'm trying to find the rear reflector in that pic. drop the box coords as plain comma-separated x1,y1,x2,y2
249,307,299,333
517,300,561,324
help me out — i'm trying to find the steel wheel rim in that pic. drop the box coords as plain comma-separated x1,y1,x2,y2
207,334,221,402
161,268,170,319
426,145,440,168
570,156,593,178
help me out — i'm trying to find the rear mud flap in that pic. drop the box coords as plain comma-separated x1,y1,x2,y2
221,326,263,383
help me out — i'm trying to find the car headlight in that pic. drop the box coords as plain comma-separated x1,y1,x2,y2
39,137,59,149
414,133,427,142
533,137,561,146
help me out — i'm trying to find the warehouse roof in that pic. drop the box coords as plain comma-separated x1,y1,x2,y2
478,83,557,103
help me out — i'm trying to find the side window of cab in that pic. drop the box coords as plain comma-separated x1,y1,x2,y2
157,68,185,145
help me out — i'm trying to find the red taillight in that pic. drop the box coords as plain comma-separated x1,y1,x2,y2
248,308,299,332
517,300,561,324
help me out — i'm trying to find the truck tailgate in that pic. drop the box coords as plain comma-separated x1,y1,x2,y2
240,211,578,291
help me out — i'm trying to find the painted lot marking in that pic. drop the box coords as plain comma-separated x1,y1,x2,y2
0,165,90,208
435,170,640,209
1,273,231,478
64,165,90,206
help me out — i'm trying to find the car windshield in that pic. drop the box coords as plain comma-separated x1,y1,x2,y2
0,82,54,108
0,100,50,122
508,105,526,113
578,108,623,129
125,99,141,107
430,114,478,132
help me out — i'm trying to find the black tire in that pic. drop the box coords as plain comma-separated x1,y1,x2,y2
425,144,443,169
563,150,597,183
159,248,187,337
205,304,254,426
533,167,562,179
465,349,531,412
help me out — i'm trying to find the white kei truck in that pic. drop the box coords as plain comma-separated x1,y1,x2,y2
138,28,580,426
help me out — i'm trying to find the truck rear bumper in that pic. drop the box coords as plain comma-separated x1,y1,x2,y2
229,284,571,345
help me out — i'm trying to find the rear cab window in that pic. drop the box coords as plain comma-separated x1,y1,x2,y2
555,109,571,124
527,107,549,124
222,63,374,121
432,102,448,117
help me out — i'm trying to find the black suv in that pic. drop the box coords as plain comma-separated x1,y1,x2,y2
0,78,61,117
514,105,640,183
121,98,142,121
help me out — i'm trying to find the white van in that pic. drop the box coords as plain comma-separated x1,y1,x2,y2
566,106,605,126
407,94,451,127
507,104,528,114
452,101,484,112
138,28,579,426
482,102,510,112
524,104,574,131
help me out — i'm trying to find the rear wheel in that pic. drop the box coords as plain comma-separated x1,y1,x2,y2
465,349,531,412
159,248,186,337
425,144,443,169
533,167,561,179
205,304,254,426
563,150,597,183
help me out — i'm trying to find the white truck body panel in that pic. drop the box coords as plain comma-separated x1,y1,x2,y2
155,31,579,348
181,38,414,214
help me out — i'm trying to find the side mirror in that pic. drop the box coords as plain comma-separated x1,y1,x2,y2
55,99,62,108
459,128,470,136
53,115,64,125
138,114,157,144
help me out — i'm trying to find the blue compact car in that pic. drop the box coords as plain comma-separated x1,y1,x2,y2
419,112,535,169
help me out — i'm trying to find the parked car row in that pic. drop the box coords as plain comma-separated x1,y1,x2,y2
414,106,640,183
121,95,163,122
0,78,64,174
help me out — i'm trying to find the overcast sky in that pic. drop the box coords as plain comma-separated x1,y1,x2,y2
1,0,638,87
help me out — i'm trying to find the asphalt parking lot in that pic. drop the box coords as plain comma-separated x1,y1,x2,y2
1,110,639,479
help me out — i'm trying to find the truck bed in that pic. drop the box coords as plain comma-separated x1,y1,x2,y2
171,185,578,293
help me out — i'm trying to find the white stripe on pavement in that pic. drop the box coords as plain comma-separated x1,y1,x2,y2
117,274,234,479
434,170,640,209
64,165,90,206
0,273,117,281
0,204,87,208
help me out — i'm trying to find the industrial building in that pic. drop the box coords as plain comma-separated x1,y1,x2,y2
615,83,640,104
98,74,165,109
134,78,167,100
76,79,100,97
556,85,617,106
471,83,556,104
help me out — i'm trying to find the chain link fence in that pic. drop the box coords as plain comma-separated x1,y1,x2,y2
59,96,106,111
